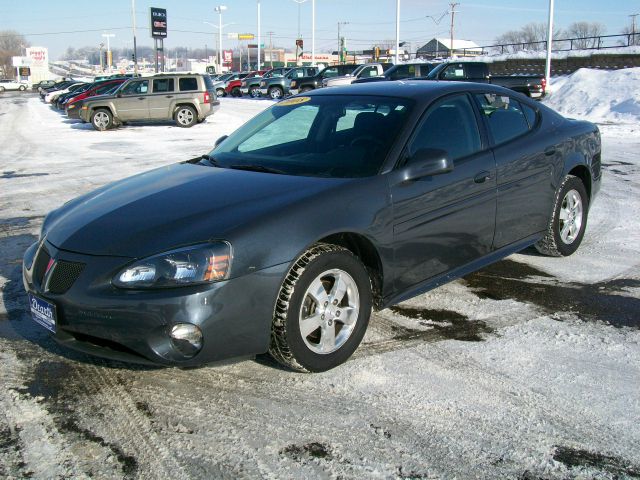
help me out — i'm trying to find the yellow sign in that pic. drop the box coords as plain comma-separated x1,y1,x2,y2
238,33,255,40
276,97,312,107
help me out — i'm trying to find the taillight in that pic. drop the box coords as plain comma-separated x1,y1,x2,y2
204,91,211,104
541,77,546,92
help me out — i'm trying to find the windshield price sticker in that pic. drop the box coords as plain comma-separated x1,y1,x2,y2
276,97,311,107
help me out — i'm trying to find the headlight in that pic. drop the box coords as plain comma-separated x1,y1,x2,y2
290,81,297,88
113,242,231,289
260,81,266,87
68,104,76,109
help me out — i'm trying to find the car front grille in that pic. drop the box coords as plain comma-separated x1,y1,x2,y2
48,260,85,294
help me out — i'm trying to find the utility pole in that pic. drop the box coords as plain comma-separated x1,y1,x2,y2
215,5,228,72
311,0,315,66
545,0,554,89
268,31,274,67
631,14,639,46
449,2,459,58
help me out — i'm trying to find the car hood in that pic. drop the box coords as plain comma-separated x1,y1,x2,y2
44,162,349,258
325,75,354,86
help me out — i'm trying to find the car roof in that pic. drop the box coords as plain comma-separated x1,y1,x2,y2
306,80,522,104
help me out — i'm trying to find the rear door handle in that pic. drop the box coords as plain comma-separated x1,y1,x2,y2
138,97,146,100
474,171,491,183
545,147,557,156
165,95,174,98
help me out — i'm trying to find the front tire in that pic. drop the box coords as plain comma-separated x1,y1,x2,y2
216,88,225,97
19,85,26,91
91,109,113,131
174,105,197,128
269,244,372,372
535,174,589,257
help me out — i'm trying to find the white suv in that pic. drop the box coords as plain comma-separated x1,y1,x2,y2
0,79,28,92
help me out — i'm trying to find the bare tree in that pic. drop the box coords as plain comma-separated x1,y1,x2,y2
620,25,640,46
0,30,29,78
495,22,562,53
565,22,606,49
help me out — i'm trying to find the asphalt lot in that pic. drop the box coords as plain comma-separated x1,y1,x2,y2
1,91,639,479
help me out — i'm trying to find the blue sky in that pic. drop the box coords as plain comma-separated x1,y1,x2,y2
3,0,639,59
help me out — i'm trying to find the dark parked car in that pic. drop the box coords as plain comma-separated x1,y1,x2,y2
289,64,359,95
65,79,127,119
23,82,600,372
352,62,437,84
32,80,56,91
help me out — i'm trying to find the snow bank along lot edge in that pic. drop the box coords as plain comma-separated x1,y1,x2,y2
0,75,639,479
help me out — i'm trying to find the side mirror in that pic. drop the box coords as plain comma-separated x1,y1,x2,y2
398,148,453,182
214,135,228,148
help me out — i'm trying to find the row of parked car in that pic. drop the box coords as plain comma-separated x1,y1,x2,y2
210,60,546,100
37,73,220,131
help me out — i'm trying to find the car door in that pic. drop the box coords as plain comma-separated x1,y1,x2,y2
117,79,150,121
148,77,175,119
473,93,555,248
390,93,497,292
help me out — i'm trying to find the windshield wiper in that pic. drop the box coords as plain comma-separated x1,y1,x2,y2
200,154,221,167
229,164,285,175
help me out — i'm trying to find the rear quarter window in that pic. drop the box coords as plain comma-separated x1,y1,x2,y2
179,77,199,91
475,93,532,145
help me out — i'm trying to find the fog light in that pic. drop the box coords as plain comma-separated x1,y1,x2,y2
169,323,203,358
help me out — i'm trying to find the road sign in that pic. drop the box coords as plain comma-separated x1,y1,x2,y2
238,33,255,40
227,32,238,39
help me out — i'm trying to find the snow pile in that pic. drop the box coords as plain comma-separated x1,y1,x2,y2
544,67,640,123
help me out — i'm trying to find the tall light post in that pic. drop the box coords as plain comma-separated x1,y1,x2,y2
395,0,400,63
204,19,235,72
215,5,228,71
257,0,261,69
102,33,115,73
131,0,138,75
311,0,315,66
545,0,554,89
292,0,307,63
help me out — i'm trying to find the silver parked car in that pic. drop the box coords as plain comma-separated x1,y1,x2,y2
79,73,220,130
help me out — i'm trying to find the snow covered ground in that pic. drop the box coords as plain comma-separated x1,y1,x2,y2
0,69,639,479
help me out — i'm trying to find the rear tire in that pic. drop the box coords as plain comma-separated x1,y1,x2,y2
249,86,261,98
268,86,283,100
174,105,197,128
19,85,26,91
91,109,113,131
216,88,225,97
535,175,589,257
231,87,241,97
269,244,372,372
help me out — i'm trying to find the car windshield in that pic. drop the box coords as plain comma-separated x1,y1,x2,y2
349,65,368,77
264,69,287,79
207,95,413,178
426,63,447,79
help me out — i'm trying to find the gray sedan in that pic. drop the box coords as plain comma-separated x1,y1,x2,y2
23,81,601,372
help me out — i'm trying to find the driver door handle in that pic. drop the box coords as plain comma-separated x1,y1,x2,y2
165,95,174,98
138,97,146,100
474,171,492,183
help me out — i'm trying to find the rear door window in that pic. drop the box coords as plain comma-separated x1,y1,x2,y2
441,64,466,80
179,77,198,91
475,93,532,145
153,78,174,93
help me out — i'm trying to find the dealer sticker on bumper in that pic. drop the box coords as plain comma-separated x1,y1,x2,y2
28,293,57,333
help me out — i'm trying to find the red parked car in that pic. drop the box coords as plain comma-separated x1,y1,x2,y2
225,70,267,97
65,79,127,118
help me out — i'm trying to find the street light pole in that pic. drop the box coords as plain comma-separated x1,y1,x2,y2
215,5,228,72
545,0,554,89
395,0,400,64
312,0,315,66
131,0,138,75
257,0,261,69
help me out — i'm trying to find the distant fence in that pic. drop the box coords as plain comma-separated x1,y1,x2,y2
411,33,640,75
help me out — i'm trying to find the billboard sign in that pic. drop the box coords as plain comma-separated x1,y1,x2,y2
238,33,255,40
150,7,168,38
223,50,233,64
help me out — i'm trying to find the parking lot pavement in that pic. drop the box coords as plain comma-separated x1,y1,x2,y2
1,94,639,479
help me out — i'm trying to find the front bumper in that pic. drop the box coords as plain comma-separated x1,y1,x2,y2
23,240,288,366
289,88,299,96
259,88,268,95
66,105,80,119
240,87,249,95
